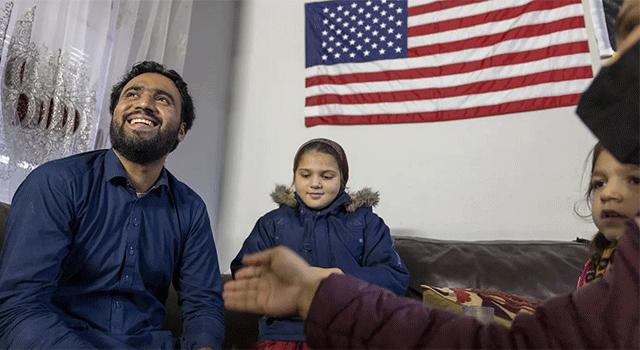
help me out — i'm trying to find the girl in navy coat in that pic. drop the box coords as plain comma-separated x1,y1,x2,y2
231,138,409,349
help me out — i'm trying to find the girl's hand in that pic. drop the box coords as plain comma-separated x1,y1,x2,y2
223,246,325,319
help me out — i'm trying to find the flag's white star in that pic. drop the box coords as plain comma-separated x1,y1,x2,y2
322,54,328,60
379,48,385,54
349,52,356,58
371,43,378,49
334,53,340,58
395,46,401,53
364,50,370,56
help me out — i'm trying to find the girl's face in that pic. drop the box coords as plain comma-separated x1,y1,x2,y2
591,149,640,241
294,150,341,210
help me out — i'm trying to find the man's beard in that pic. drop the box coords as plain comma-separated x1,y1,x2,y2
109,117,180,165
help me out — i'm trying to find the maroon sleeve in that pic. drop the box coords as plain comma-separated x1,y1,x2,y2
305,219,639,349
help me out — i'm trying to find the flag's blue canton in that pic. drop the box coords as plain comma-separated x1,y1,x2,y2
305,0,408,68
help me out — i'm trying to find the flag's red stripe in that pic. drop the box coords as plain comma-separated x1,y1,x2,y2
408,0,581,37
306,66,592,106
306,41,589,87
407,0,489,17
304,94,582,126
408,16,585,57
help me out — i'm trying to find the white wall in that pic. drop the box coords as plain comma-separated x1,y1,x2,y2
213,0,603,272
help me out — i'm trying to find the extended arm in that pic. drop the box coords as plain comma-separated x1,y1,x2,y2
0,168,95,349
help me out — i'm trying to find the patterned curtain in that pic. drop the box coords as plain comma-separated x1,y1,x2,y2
0,0,193,203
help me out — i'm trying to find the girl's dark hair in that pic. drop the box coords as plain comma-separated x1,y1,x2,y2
109,61,195,133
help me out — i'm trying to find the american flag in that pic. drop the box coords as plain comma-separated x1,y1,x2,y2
304,0,594,127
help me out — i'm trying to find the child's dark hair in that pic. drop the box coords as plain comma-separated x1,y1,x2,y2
583,142,615,259
293,138,349,191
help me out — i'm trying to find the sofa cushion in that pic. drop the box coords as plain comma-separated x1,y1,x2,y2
393,234,590,301
421,285,540,327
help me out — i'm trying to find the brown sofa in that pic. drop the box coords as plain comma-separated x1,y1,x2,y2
0,203,591,349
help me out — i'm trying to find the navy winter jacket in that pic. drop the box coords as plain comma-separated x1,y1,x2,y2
230,186,409,342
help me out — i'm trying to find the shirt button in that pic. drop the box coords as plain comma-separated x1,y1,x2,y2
115,302,121,309
303,244,312,252
129,248,134,256
133,222,139,227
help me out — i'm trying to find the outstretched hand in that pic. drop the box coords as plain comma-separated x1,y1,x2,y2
223,246,325,319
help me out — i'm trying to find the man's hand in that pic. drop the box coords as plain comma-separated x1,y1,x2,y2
223,246,324,319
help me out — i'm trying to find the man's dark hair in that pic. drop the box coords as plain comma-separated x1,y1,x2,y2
109,61,195,132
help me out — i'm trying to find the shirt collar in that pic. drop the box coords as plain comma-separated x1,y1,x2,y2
105,148,170,191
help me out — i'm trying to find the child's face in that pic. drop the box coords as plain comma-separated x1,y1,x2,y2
294,150,342,210
591,149,640,241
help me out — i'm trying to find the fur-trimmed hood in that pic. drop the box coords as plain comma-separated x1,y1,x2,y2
269,184,379,212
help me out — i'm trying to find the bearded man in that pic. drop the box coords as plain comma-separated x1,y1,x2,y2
0,61,224,350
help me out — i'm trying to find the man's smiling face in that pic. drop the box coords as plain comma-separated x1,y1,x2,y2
110,72,185,164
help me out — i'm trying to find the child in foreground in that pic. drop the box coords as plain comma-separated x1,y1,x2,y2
577,142,640,288
230,138,409,349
